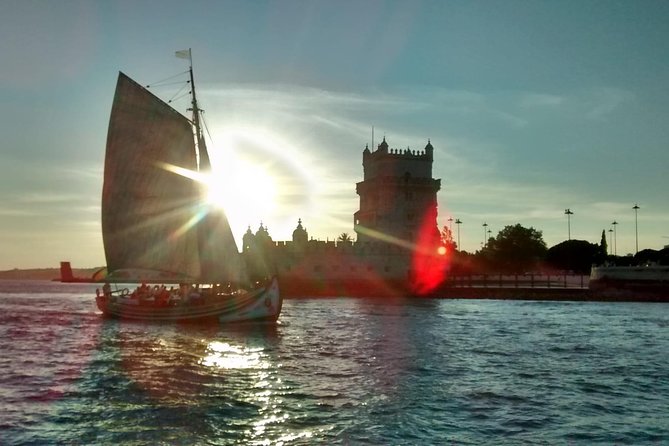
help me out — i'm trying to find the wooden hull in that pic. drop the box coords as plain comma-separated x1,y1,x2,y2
96,277,281,323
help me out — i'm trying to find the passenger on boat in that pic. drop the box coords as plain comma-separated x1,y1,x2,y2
168,291,181,306
189,284,204,305
178,283,189,298
155,286,170,306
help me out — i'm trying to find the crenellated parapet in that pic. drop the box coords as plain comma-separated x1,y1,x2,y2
364,137,433,159
363,137,434,180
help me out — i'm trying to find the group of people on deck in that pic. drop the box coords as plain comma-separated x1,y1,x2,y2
97,282,215,306
131,283,182,306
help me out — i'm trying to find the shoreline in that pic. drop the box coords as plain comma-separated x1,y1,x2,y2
2,277,666,302
283,287,668,302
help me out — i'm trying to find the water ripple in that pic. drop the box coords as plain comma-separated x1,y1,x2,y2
1,283,668,444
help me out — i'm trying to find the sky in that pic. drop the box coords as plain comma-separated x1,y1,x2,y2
1,0,668,270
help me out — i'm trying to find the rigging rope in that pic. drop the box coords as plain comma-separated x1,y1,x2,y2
167,86,190,104
201,111,215,146
148,69,216,155
145,69,190,89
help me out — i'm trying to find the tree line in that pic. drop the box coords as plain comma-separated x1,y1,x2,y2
441,224,669,275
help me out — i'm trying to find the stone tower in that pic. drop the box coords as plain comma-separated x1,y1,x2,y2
354,137,441,246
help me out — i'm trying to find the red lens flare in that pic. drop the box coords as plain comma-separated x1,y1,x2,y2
410,212,451,295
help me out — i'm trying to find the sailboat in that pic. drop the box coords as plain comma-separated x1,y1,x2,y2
95,49,281,322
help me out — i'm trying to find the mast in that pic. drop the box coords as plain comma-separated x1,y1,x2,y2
177,48,207,171
176,48,241,283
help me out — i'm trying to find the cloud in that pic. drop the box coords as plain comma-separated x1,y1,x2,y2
583,87,635,120
0,209,40,217
519,93,565,108
198,83,550,244
17,192,82,204
205,84,417,116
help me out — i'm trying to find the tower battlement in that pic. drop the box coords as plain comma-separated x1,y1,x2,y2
362,137,434,179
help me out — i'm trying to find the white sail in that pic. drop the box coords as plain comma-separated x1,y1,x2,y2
103,71,243,283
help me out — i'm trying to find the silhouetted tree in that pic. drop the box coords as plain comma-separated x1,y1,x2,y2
337,232,353,243
474,240,496,273
600,229,608,258
634,248,661,265
660,247,669,266
546,239,600,274
451,250,476,275
440,225,457,253
485,224,547,273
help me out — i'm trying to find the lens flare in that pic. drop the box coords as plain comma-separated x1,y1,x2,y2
410,212,451,295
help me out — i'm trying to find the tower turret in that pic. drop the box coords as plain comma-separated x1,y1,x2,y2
292,218,308,248
424,139,434,161
378,136,389,153
242,226,254,253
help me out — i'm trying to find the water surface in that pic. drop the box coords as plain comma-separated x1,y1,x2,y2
1,280,667,444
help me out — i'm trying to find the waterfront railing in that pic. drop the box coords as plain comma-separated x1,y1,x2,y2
445,274,589,289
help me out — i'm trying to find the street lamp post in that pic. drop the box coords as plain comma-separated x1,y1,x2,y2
564,209,573,240
633,204,640,254
448,217,453,233
455,219,462,250
612,221,618,256
482,222,488,248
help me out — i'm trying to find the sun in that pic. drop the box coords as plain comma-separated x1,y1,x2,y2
205,158,277,225
160,157,278,244
168,124,321,245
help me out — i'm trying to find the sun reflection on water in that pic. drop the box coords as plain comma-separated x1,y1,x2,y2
198,339,318,444
198,341,268,370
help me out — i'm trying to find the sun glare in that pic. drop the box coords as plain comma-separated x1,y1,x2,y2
162,124,325,244
206,160,277,218
160,159,277,231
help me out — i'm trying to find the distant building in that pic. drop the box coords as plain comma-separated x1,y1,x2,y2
243,138,446,296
